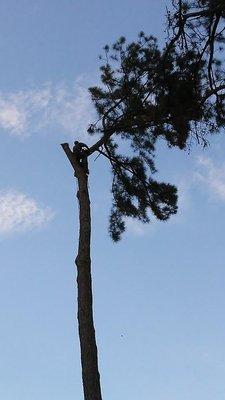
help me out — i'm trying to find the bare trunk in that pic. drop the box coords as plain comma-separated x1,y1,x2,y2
76,171,102,400
61,144,102,400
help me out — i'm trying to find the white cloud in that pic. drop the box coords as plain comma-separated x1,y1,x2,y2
195,155,225,201
0,77,95,140
0,102,26,135
0,190,54,235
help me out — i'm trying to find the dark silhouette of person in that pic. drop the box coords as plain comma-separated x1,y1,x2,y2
73,141,89,174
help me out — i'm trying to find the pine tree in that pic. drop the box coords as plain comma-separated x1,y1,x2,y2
61,1,225,398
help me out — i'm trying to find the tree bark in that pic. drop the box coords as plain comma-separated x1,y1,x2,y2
61,144,102,400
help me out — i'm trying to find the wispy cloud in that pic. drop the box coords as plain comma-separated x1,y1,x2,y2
0,190,54,235
0,101,26,134
195,155,225,201
0,77,95,140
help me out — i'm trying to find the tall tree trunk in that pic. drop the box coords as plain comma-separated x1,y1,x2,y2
76,170,102,400
61,144,102,400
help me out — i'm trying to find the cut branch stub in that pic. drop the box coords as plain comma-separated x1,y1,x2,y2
61,143,77,171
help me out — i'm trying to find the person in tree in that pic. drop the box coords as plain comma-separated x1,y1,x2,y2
73,141,89,174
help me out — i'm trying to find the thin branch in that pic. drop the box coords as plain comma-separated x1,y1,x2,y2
202,83,225,104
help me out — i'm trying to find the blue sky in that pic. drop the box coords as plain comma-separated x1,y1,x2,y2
0,1,225,399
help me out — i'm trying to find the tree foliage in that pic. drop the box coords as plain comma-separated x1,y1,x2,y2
88,33,178,241
88,0,225,241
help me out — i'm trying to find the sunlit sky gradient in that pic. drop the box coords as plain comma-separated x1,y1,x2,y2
0,1,225,399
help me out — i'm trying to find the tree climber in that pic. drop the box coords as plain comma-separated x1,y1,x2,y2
73,141,90,174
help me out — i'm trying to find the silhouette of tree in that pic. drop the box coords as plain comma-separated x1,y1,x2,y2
61,1,225,399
